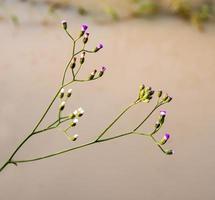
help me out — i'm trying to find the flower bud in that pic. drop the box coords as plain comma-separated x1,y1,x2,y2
83,32,89,44
59,101,66,111
71,134,79,141
77,107,84,117
80,52,85,64
67,89,72,98
149,90,155,95
160,110,166,116
61,20,67,30
155,121,160,129
159,133,170,145
165,149,174,155
69,113,75,119
159,110,166,124
162,93,169,102
98,66,106,77
80,24,88,37
139,84,145,91
94,43,103,52
158,90,162,98
70,118,78,127
166,96,173,103
70,57,77,69
59,88,65,99
88,69,97,80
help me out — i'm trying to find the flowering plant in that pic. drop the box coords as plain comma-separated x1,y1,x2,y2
0,21,174,173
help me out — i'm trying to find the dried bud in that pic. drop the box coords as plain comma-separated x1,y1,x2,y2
94,43,103,52
59,101,66,111
83,32,89,44
159,133,170,145
61,20,67,30
59,88,65,99
70,57,77,69
67,89,72,98
165,149,174,155
80,52,85,64
98,66,107,77
80,24,88,37
88,69,97,80
158,90,162,98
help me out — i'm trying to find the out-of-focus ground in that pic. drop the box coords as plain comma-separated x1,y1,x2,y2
0,1,215,200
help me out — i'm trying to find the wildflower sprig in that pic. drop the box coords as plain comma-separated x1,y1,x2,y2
0,21,174,173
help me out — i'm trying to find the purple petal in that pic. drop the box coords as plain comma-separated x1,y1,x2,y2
97,43,103,49
164,133,170,140
81,24,88,31
160,110,166,116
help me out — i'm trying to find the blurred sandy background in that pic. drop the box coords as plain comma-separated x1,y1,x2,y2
0,0,215,200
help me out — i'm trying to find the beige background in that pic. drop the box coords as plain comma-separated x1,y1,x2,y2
0,1,215,200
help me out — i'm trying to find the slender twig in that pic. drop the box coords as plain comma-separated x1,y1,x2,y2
95,101,138,141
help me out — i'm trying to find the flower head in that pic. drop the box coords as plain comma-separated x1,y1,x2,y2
61,20,67,30
97,43,103,49
160,110,166,116
159,133,171,145
77,107,84,117
164,133,170,140
101,66,106,72
72,134,79,141
81,24,88,32
94,43,104,52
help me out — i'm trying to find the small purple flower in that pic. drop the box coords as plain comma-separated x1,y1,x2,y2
81,24,88,32
98,66,107,77
160,110,166,116
97,43,103,49
164,133,170,140
101,66,106,72
159,133,170,145
85,32,90,36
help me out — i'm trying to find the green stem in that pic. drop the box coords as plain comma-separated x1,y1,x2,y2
95,102,137,141
133,103,160,132
13,131,135,164
14,141,96,164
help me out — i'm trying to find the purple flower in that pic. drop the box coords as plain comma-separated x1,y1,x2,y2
164,133,170,140
160,110,166,116
97,43,103,49
81,24,88,32
101,66,106,72
159,133,170,145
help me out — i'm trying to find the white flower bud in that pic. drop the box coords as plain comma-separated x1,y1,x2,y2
61,20,67,30
70,118,78,127
59,88,65,99
77,107,84,117
67,89,72,98
59,101,66,111
72,134,79,141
